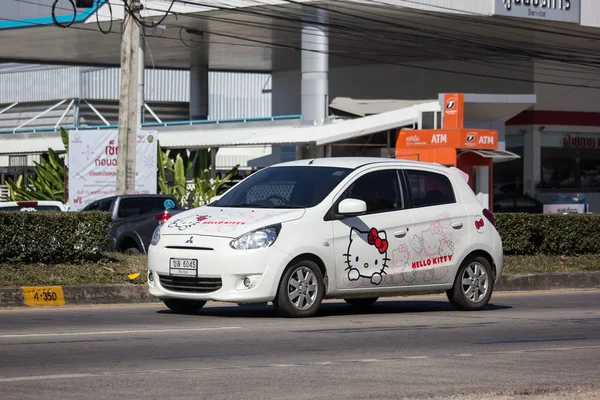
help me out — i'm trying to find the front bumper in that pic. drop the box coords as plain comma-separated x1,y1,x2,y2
147,234,291,303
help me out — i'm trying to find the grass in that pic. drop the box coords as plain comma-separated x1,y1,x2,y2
0,254,599,287
503,254,600,275
0,253,148,287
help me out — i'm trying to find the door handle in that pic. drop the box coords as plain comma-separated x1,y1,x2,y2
452,222,463,230
394,230,407,238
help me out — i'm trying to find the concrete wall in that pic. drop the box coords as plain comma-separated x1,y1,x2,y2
273,60,535,116
533,61,600,112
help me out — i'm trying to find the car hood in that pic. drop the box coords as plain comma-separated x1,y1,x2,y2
161,206,306,238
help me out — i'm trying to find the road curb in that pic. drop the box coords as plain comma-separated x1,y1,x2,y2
1,272,599,308
495,271,600,292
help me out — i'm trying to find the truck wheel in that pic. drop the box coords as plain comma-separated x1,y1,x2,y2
344,297,378,307
446,255,494,311
274,260,324,318
124,247,141,255
163,299,207,314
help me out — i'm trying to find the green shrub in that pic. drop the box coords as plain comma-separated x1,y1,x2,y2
0,211,112,264
496,213,600,256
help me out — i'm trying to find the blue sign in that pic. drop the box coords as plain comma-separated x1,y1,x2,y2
164,199,175,210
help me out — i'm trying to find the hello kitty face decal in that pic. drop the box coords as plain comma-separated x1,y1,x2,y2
343,227,390,285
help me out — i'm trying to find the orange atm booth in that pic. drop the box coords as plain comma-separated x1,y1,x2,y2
395,93,519,211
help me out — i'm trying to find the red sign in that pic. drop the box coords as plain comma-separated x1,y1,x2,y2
443,93,464,129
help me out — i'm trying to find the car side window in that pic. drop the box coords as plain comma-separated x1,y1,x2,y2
85,202,100,211
117,197,169,218
340,169,403,214
98,200,113,212
405,169,456,208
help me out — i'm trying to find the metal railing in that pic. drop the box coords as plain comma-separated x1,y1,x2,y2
0,114,302,135
0,185,8,199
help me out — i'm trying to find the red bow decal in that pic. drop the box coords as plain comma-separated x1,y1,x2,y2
475,219,484,229
368,228,388,254
197,215,208,222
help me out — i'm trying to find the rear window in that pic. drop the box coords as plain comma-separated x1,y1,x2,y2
117,197,178,218
405,169,456,208
0,205,62,211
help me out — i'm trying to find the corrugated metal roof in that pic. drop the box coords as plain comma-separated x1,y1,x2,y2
82,68,190,102
1,65,272,120
0,67,80,103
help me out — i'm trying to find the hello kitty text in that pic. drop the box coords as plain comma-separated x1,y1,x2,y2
412,254,453,269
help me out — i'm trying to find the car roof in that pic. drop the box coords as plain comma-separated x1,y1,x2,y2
272,157,445,170
89,194,175,202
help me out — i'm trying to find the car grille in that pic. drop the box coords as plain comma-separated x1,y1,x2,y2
158,275,222,293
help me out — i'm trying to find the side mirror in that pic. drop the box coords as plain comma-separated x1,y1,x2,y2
338,198,367,216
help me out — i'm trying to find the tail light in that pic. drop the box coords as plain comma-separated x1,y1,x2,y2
17,201,38,206
154,210,171,224
483,208,496,227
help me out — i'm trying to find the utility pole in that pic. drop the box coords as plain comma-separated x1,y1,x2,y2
116,0,141,195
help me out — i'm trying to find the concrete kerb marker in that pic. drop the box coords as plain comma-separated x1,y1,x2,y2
21,286,66,307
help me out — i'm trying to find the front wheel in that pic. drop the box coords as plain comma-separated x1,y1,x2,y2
446,255,494,311
274,260,325,318
163,299,207,314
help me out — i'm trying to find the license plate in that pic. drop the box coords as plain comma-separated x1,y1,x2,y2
169,258,198,277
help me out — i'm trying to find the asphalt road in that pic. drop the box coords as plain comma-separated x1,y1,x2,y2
1,290,599,400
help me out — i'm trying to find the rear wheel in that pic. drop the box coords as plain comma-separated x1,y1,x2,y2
344,297,378,307
163,299,207,314
274,260,325,318
446,255,494,311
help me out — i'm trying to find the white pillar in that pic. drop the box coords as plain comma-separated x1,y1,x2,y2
474,165,490,209
301,9,328,126
190,64,209,120
524,126,541,197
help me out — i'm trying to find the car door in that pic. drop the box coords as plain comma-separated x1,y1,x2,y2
400,167,469,286
330,166,414,291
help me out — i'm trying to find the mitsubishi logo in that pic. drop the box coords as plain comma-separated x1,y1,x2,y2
186,236,194,244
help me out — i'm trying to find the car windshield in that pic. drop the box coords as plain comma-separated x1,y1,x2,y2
211,166,352,208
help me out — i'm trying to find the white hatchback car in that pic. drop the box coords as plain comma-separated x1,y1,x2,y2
147,157,503,317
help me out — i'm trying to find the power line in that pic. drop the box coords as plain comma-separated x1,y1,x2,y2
6,0,600,89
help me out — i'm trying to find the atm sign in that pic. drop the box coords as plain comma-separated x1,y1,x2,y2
397,128,498,150
464,132,495,147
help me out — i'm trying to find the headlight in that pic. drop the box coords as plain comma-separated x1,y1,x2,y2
150,225,162,246
230,224,281,250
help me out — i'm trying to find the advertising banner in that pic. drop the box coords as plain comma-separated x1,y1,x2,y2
543,193,587,214
68,130,158,211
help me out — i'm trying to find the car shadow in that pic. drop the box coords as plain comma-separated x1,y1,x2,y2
155,299,512,319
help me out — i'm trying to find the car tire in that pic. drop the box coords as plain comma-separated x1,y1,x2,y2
344,297,379,307
163,299,207,314
124,247,141,255
274,260,325,318
446,255,494,311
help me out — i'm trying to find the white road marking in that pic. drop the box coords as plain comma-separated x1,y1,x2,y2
0,326,241,338
2,345,600,383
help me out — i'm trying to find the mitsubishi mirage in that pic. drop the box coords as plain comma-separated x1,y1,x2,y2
147,157,504,318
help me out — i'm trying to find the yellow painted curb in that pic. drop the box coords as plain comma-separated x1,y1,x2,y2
21,286,65,307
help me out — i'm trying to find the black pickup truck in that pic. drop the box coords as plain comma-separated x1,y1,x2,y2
82,194,184,255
